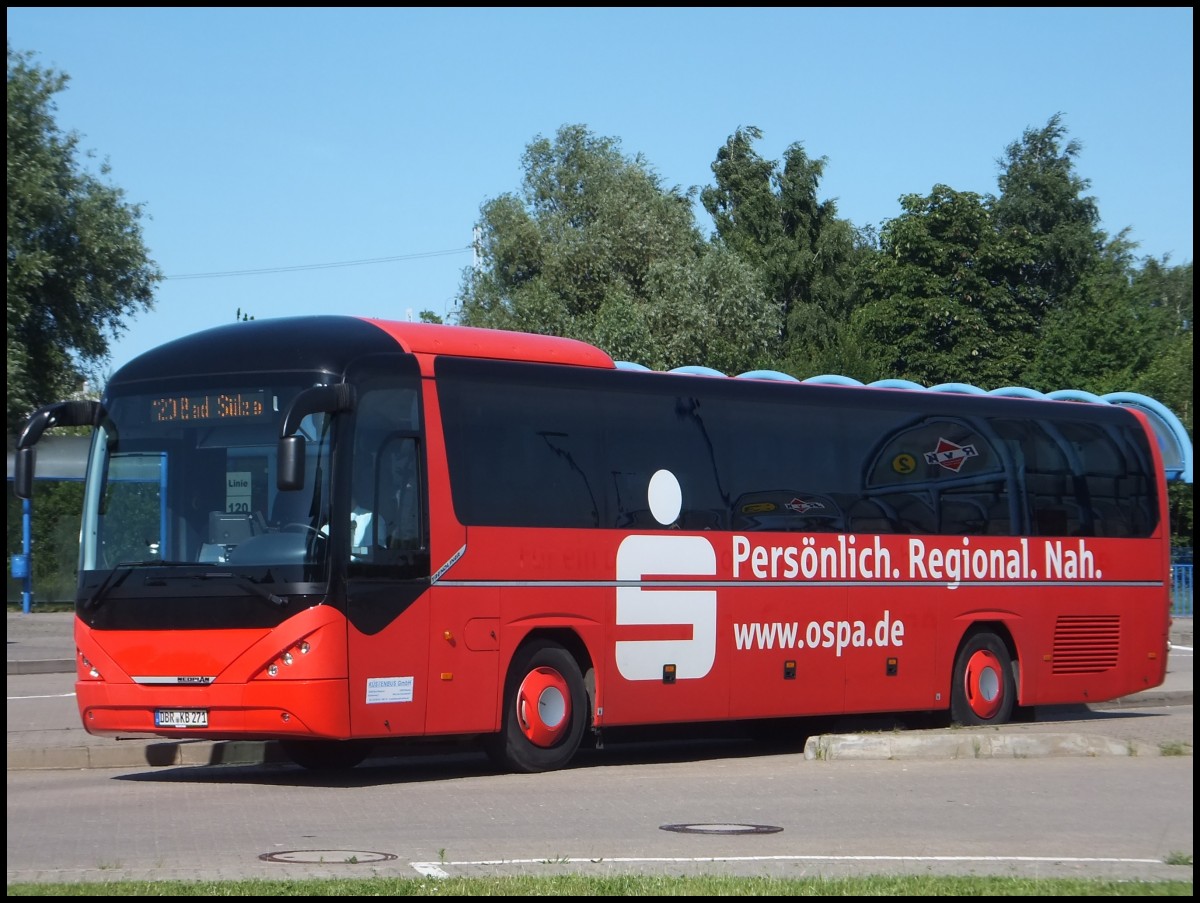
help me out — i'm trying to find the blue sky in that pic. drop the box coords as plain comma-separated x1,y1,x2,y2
7,7,1194,378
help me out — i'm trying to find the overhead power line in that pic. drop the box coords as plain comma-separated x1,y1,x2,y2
166,246,472,280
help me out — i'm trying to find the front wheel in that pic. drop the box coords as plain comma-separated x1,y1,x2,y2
950,631,1016,726
485,640,587,773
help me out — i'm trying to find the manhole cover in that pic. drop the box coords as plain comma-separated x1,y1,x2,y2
260,849,398,864
660,823,783,835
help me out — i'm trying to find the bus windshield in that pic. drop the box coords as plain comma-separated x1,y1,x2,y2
79,380,333,585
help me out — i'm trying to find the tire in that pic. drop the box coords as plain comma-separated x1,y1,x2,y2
279,739,372,771
485,640,588,774
950,631,1016,726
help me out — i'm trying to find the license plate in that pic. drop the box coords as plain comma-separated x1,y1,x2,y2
154,709,208,728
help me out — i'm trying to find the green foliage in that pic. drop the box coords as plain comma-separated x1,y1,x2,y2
1128,259,1193,415
7,44,160,435
846,113,1189,409
456,124,773,374
850,186,1035,387
992,113,1103,312
1127,262,1192,544
1023,235,1152,393
636,246,778,373
701,126,859,376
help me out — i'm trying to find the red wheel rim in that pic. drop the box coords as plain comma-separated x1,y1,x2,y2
515,665,571,748
963,648,1004,719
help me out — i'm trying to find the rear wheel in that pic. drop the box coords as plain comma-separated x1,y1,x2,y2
279,739,372,771
950,631,1016,726
485,640,587,773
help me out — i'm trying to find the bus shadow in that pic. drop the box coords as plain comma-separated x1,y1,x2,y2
108,704,1179,789
110,722,819,788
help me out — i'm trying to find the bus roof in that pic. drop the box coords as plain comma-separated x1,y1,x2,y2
362,319,615,369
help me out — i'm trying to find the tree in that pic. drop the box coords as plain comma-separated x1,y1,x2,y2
1023,233,1153,394
7,45,160,436
850,186,1034,387
992,113,1104,320
700,126,859,376
847,115,1143,392
456,124,776,373
998,120,1192,546
1127,258,1193,547
1129,256,1193,394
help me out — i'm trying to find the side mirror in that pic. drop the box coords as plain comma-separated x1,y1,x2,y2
276,384,355,491
13,400,105,499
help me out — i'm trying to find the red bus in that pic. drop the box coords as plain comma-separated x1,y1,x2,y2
13,316,1176,772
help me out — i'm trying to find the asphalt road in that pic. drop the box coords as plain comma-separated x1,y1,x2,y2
6,734,1194,884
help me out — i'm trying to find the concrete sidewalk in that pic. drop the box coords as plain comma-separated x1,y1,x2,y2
7,610,1193,770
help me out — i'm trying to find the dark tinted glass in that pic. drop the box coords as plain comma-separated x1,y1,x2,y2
437,359,1159,538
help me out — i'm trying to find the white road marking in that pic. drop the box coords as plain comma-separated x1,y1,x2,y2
408,853,1166,876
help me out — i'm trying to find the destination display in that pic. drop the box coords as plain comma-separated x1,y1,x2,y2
150,391,269,423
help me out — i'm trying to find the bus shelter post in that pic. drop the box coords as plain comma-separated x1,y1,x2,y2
19,497,33,614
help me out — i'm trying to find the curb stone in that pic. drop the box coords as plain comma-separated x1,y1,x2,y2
802,732,1183,761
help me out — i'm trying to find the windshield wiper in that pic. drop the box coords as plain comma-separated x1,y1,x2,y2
160,571,288,609
83,560,190,611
